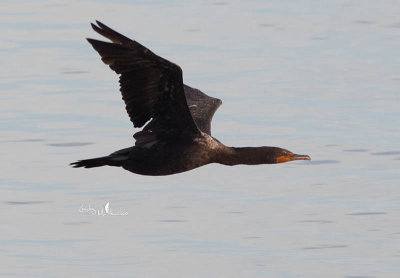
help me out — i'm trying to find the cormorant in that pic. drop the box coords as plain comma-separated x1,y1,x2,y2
71,21,310,176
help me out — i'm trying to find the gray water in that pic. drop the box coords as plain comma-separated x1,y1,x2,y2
1,1,400,277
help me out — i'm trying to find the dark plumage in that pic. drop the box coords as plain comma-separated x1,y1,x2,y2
71,21,310,176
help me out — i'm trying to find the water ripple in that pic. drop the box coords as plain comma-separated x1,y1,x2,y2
4,201,47,205
47,142,93,147
302,245,348,250
347,212,387,216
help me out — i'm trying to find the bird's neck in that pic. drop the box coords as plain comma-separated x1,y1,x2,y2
217,146,276,166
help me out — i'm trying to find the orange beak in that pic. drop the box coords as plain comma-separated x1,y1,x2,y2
277,153,311,163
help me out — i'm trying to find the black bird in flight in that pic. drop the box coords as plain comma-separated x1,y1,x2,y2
71,21,310,176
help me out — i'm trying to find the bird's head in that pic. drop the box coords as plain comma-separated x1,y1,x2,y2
274,148,311,164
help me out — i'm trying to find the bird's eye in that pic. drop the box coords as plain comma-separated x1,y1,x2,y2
282,152,287,156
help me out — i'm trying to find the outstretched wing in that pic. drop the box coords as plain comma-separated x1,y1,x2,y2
184,85,222,135
87,21,200,146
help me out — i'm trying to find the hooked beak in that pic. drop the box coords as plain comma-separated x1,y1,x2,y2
291,154,311,161
277,153,311,163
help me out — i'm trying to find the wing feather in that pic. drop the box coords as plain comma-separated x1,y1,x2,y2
87,21,200,145
184,85,222,135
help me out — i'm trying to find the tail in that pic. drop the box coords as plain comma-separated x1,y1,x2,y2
70,156,120,168
71,148,131,169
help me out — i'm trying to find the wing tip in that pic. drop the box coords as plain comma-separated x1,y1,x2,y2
90,21,108,40
95,20,106,28
89,20,132,45
86,38,106,50
90,20,106,30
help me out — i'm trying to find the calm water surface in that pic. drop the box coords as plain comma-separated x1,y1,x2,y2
1,1,400,277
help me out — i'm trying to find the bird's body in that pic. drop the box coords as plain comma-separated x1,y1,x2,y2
71,21,310,176
111,133,220,176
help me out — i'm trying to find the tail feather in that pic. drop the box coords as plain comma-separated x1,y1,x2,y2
71,147,132,169
70,156,122,168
